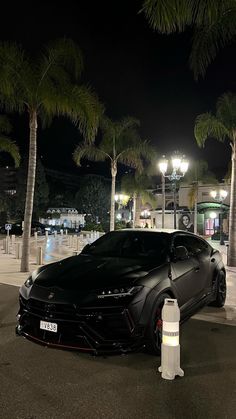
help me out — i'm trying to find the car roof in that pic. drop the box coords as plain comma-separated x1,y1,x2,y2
115,228,184,234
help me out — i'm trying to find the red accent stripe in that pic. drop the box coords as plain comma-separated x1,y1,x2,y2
23,332,95,352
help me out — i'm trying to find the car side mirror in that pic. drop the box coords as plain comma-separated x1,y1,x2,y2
174,245,189,261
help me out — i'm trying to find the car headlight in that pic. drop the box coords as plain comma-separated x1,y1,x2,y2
24,276,34,288
97,285,143,299
24,269,40,288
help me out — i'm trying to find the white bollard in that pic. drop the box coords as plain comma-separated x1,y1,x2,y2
34,232,38,243
16,242,22,259
45,231,48,239
36,246,43,265
158,298,184,380
65,229,68,235
11,234,16,245
77,237,83,251
54,231,57,238
60,229,63,235
68,235,72,247
5,237,10,254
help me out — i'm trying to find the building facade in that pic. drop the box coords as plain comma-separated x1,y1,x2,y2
40,208,85,229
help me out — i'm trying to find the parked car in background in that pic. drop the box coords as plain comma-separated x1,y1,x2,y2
16,229,226,355
0,221,53,236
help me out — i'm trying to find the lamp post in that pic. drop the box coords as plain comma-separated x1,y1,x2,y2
159,157,168,228
159,153,189,229
210,189,228,245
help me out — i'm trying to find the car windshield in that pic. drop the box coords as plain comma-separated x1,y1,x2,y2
82,231,169,261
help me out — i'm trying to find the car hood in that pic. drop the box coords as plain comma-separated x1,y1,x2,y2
33,254,157,291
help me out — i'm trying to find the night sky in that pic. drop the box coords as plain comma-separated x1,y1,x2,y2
1,0,235,180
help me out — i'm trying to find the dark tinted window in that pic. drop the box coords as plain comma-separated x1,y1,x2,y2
173,234,209,255
82,231,169,261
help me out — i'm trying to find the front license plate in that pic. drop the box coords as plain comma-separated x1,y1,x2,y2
40,320,58,333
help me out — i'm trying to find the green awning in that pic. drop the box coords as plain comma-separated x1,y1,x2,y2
197,201,229,212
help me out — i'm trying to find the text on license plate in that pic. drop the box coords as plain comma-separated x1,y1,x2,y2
40,320,58,333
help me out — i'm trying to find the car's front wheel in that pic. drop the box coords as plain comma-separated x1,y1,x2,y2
211,271,226,307
145,292,170,355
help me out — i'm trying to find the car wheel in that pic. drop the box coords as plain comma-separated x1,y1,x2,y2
145,292,170,355
211,271,226,307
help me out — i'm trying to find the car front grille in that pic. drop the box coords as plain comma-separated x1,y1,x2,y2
18,295,143,353
21,297,77,321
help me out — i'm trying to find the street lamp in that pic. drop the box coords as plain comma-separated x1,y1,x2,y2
159,153,189,229
210,189,228,245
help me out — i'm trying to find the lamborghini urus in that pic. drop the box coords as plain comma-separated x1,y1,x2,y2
16,229,226,354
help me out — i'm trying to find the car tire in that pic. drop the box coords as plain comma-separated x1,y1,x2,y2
211,271,226,307
145,292,171,355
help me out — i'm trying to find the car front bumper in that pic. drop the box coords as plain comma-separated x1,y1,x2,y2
16,295,146,354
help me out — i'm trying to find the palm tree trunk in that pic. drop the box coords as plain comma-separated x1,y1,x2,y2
194,185,198,234
20,110,37,272
110,161,117,231
194,200,198,234
228,139,236,266
133,193,137,227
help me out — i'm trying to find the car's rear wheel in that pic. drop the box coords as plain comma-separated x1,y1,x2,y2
145,292,170,355
211,271,226,307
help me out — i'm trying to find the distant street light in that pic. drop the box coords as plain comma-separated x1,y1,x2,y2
210,189,228,245
141,209,151,218
158,153,189,229
114,193,130,223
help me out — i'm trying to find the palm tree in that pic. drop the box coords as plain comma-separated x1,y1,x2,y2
0,38,103,271
142,0,236,79
194,92,236,266
121,173,157,227
73,116,156,231
0,115,20,167
183,160,217,233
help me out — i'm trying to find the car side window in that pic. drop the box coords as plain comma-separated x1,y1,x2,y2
173,235,209,256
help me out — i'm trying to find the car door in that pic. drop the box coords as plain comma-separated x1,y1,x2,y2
170,234,206,309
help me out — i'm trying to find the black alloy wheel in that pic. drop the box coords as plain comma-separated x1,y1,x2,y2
212,271,226,307
145,292,170,355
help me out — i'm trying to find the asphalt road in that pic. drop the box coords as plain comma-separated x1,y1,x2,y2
0,283,236,419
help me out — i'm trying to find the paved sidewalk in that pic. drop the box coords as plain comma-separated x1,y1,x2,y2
0,235,75,286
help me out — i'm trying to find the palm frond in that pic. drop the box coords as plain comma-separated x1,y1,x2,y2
42,38,84,82
0,115,12,134
0,136,20,167
101,116,139,140
190,7,236,79
73,143,107,167
117,139,156,174
141,0,192,33
139,190,157,208
216,92,236,130
42,84,104,141
142,0,236,78
0,42,33,109
194,112,230,147
121,174,156,207
118,147,144,173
